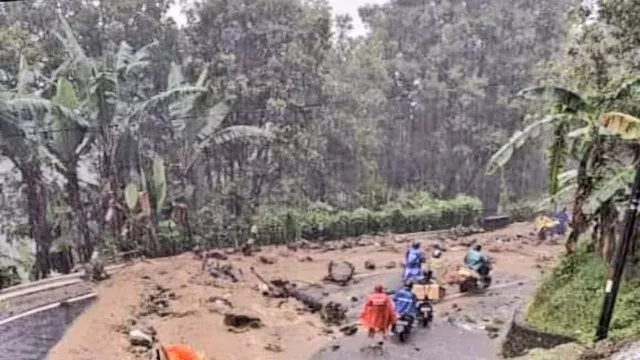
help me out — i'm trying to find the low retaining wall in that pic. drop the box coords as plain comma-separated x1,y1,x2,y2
502,305,577,358
0,294,96,360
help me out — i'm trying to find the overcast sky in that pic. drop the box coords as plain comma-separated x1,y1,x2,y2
168,0,389,37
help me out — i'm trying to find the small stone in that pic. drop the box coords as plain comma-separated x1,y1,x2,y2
364,260,376,270
265,343,283,352
331,344,341,351
129,329,154,348
384,261,397,269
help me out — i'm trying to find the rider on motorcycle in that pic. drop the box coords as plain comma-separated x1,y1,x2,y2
392,280,419,329
403,242,426,281
464,244,490,277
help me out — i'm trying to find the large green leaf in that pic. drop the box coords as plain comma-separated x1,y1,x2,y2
124,182,139,211
190,101,231,144
486,115,559,175
54,14,94,86
153,156,167,215
114,131,141,183
196,65,209,88
584,169,635,215
6,97,87,127
186,125,274,172
16,55,34,95
537,183,577,210
167,62,185,90
517,86,587,112
129,86,207,122
51,77,87,163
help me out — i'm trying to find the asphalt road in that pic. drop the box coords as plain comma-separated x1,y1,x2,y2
306,270,532,360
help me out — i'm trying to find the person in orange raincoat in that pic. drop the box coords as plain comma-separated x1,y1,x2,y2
153,344,204,360
359,284,397,340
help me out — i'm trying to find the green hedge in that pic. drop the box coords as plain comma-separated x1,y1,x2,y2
253,195,482,245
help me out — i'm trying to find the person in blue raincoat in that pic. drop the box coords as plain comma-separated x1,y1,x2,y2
554,207,571,236
392,280,418,328
403,242,425,281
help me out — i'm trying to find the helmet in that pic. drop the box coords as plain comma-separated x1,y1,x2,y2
403,279,414,289
412,241,421,249
474,244,482,251
432,249,442,258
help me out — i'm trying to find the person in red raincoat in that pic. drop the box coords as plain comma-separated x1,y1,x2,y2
359,284,397,340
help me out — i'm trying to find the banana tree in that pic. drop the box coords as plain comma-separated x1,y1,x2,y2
0,57,61,279
53,15,207,251
487,79,640,253
168,63,274,238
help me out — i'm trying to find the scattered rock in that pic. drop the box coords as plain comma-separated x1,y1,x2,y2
129,329,154,348
340,324,358,336
199,250,228,261
259,256,276,265
459,238,477,247
265,343,283,352
139,284,176,317
384,261,397,269
331,344,341,352
322,301,347,326
206,262,244,283
364,260,376,270
299,256,313,262
223,313,263,329
207,296,233,313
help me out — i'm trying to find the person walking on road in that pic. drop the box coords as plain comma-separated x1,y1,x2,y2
403,242,425,281
359,284,397,342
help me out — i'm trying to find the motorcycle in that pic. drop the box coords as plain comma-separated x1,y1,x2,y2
457,262,492,293
392,313,415,342
416,300,434,327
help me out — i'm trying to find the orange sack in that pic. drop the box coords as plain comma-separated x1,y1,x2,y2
359,284,397,334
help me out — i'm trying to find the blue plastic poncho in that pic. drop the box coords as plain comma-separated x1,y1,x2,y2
392,287,417,317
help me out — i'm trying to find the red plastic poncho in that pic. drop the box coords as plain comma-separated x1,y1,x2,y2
359,285,397,333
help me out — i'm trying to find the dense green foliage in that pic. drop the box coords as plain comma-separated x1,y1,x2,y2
252,194,481,244
0,0,575,280
526,241,640,343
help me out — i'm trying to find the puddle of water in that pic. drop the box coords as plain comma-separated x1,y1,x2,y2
0,297,95,360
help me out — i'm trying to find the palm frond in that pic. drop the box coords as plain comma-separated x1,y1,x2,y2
517,86,587,112
129,86,207,122
186,125,273,172
192,101,232,143
167,62,185,90
6,97,87,127
486,115,563,175
583,168,635,214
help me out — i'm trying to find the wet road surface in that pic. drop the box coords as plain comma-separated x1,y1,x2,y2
0,296,94,360
307,270,533,360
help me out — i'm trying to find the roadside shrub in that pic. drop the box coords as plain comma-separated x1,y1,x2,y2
526,240,640,343
253,194,482,244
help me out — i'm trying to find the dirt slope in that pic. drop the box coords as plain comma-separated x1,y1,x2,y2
46,222,562,360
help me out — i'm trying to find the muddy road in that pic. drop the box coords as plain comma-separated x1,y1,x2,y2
44,222,560,360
